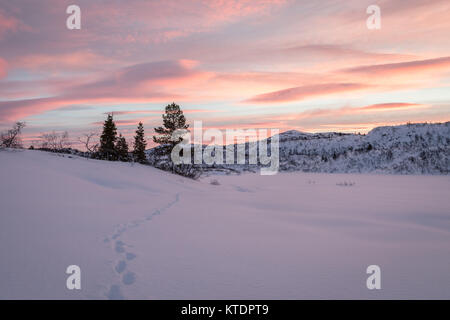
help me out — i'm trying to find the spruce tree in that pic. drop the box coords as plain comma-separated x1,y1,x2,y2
133,122,147,164
153,102,189,147
116,134,129,162
99,114,118,160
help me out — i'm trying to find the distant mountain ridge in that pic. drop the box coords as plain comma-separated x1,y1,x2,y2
147,122,450,175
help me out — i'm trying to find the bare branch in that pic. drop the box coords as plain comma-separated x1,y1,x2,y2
78,132,99,153
39,131,72,151
0,122,26,149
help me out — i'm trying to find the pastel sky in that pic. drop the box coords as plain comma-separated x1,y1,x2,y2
1,0,450,147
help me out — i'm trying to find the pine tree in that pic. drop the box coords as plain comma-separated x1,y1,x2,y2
133,122,147,164
116,134,129,162
99,114,118,160
153,102,189,147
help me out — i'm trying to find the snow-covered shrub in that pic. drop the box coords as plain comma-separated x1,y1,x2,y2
336,182,355,187
172,164,202,180
210,179,220,185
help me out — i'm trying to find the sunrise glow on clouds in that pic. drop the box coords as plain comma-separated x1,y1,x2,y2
0,0,449,145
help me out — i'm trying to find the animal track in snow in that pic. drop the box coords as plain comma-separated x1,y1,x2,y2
122,272,136,285
126,253,137,260
107,284,124,300
114,240,125,253
104,193,180,299
115,260,126,273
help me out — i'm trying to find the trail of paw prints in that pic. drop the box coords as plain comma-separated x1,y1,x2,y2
104,193,180,300
105,240,138,299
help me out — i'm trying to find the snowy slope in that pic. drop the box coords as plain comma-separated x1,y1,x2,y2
147,122,450,175
1,150,450,299
277,122,449,174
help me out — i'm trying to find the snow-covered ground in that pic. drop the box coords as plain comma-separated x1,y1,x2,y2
1,150,449,299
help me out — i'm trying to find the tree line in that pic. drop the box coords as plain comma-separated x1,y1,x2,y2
93,102,188,164
0,102,199,178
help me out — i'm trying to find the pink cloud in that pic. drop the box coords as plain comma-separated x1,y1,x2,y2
109,109,223,115
272,102,428,122
260,102,445,133
342,56,450,76
0,96,181,123
80,0,289,44
204,0,288,21
359,103,427,112
282,45,415,63
203,122,284,130
244,83,369,103
0,9,21,37
0,57,7,79
0,60,208,121
12,51,122,72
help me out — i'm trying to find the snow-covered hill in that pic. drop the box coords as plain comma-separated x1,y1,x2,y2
1,150,450,299
147,122,450,175
277,122,449,174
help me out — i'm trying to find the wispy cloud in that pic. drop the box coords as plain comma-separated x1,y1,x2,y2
273,102,428,122
359,103,427,112
244,83,369,104
342,56,450,76
109,109,223,115
0,8,30,38
0,60,208,121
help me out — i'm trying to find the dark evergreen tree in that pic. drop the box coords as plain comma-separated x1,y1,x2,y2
153,102,189,147
99,114,118,160
152,102,200,178
116,134,129,162
133,122,147,164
